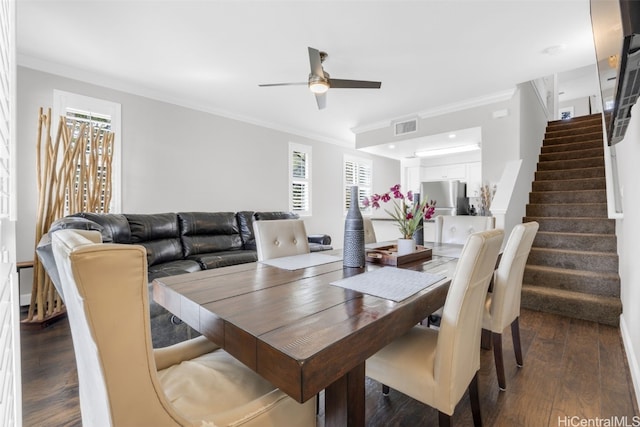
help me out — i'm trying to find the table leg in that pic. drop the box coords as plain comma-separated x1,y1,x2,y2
325,362,365,427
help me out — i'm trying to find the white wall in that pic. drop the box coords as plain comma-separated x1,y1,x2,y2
16,67,400,297
614,103,640,410
355,95,519,188
509,81,547,233
355,88,545,242
559,96,591,118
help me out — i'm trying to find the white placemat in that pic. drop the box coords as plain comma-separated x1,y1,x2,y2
330,267,446,302
260,253,342,271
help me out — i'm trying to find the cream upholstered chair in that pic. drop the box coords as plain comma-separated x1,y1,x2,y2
363,217,377,244
253,219,310,261
51,229,315,427
428,215,496,325
366,229,504,426
435,215,496,245
482,221,539,391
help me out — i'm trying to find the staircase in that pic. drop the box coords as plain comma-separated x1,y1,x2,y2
521,113,622,326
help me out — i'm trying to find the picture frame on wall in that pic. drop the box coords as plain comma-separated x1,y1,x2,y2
559,106,574,120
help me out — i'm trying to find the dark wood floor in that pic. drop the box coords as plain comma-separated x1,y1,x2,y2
22,308,638,426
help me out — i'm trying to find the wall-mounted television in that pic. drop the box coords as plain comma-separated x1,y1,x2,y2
591,0,640,145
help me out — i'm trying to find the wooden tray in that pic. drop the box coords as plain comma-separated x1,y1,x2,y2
365,245,433,266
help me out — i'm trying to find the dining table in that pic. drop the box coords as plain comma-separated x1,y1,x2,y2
152,243,464,427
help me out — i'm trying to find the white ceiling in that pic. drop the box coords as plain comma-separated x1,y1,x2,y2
17,0,599,151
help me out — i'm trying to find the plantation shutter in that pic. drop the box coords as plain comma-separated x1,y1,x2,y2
63,108,114,214
0,0,20,424
344,157,372,213
289,143,311,215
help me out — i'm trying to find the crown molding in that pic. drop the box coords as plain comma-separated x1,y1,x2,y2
351,88,516,135
18,54,354,149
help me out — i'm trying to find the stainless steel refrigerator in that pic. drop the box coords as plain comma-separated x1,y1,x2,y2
420,180,469,216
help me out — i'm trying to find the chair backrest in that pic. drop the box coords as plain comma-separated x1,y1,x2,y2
253,219,310,261
434,228,504,413
363,217,377,244
488,221,539,331
52,229,186,426
434,215,496,245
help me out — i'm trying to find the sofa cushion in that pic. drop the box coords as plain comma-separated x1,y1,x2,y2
69,212,131,243
147,259,203,282
188,250,258,270
178,212,243,257
236,211,256,250
125,213,183,266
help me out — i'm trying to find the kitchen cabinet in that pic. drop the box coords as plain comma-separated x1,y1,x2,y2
420,164,466,181
466,162,482,197
405,166,422,193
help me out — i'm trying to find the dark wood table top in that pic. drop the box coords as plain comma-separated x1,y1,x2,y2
153,251,458,427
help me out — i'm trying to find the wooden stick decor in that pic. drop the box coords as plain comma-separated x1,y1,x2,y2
27,107,115,322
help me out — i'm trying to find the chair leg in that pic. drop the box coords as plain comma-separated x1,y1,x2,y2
469,372,483,427
316,393,320,415
438,411,452,427
382,384,390,396
481,328,492,350
492,332,506,391
511,317,524,367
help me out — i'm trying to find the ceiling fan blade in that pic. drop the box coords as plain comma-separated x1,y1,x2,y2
329,79,382,89
308,47,324,78
315,93,327,110
258,82,307,87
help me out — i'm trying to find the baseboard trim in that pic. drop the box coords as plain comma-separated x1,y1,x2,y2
619,313,640,411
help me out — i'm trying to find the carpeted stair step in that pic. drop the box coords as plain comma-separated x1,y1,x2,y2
533,231,616,252
527,247,618,273
539,147,604,162
545,124,604,139
523,217,615,234
523,265,620,297
541,139,602,154
536,156,604,171
535,166,605,181
543,131,603,145
532,177,606,192
529,189,606,204
547,115,602,129
526,203,607,217
523,113,620,326
521,285,621,326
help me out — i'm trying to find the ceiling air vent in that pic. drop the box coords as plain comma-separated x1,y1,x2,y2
394,118,417,136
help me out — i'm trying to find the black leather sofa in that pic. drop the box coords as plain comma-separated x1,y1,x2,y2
38,211,332,347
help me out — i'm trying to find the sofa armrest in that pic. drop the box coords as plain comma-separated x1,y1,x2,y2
307,234,331,245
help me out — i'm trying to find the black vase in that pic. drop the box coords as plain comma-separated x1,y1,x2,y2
412,192,424,246
343,186,365,268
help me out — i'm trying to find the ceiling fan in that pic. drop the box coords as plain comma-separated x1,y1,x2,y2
259,47,382,110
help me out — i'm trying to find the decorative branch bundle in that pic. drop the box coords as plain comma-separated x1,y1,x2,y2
27,107,115,322
479,183,496,215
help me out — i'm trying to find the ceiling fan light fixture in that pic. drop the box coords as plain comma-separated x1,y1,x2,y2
309,80,329,94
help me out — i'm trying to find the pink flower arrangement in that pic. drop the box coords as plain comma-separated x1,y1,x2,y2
363,184,436,239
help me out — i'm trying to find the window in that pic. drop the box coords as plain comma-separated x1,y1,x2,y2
289,143,311,216
54,91,122,213
604,99,615,111
344,156,372,214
